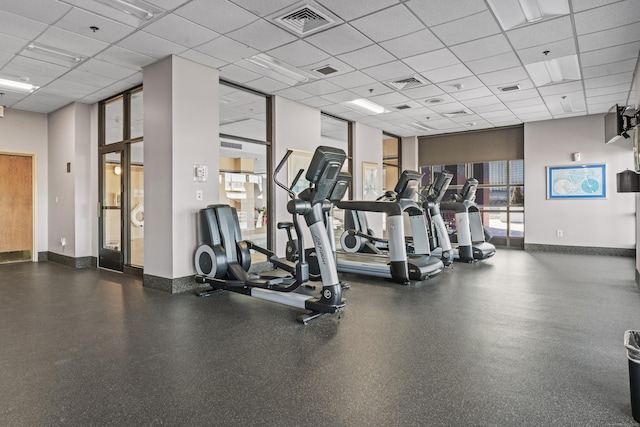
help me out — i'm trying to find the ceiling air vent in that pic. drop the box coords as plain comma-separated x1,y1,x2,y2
275,5,335,36
395,104,412,110
221,141,243,150
313,65,339,76
442,109,472,118
498,84,521,92
385,75,428,91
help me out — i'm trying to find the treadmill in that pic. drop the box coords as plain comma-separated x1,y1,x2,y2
440,178,496,262
335,170,444,285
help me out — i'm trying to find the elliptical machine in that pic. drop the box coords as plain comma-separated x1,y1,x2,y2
422,171,454,267
194,146,347,324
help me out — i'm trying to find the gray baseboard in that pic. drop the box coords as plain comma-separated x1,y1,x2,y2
636,268,640,290
38,252,48,262
47,252,97,268
143,274,201,294
524,243,635,257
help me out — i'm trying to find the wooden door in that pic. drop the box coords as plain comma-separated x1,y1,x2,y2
0,154,33,260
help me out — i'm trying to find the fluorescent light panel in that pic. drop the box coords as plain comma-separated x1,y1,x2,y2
344,99,386,115
525,54,580,86
243,54,315,85
27,43,83,64
94,0,160,20
0,77,39,93
487,0,569,30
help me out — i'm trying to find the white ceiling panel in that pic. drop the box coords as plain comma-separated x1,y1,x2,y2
405,0,487,27
480,110,517,119
0,34,29,56
304,57,355,78
580,41,640,67
245,76,290,93
0,0,71,24
267,41,331,68
430,11,501,46
227,19,297,52
143,14,220,48
44,78,101,98
53,8,135,44
1,59,68,87
350,82,395,97
574,0,640,35
465,52,522,75
218,63,262,84
195,36,259,63
462,95,502,108
451,86,494,101
582,59,638,79
538,81,584,96
516,38,576,65
571,0,620,13
402,49,460,73
315,0,399,21
584,72,634,89
295,79,343,96
336,44,396,70
117,31,186,59
478,66,530,86
76,58,139,80
578,22,640,53
450,34,512,62
379,29,443,59
369,92,411,106
228,0,300,17
95,46,156,69
321,90,360,104
0,10,48,40
350,5,425,43
504,97,544,109
275,86,320,101
586,84,633,98
398,85,445,100
36,27,109,57
586,92,629,106
298,96,334,108
174,0,258,34
506,16,574,50
422,64,473,83
178,50,228,69
64,68,119,88
305,24,372,56
498,88,540,102
326,71,378,89
436,76,486,92
0,52,13,68
472,103,511,113
361,61,415,81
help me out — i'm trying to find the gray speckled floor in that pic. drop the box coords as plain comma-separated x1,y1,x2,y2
1,249,638,426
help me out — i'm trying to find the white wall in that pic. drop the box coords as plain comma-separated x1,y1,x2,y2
401,136,419,171
525,114,635,249
73,103,92,257
0,109,48,256
353,122,383,237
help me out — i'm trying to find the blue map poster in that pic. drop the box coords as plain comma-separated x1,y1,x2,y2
547,164,606,199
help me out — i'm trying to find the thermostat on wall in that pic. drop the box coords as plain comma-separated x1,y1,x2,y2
194,164,208,182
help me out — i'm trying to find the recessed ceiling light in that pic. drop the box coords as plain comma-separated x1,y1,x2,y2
525,54,580,86
93,0,161,20
343,99,386,115
26,43,83,64
0,77,40,93
243,54,316,85
487,0,569,31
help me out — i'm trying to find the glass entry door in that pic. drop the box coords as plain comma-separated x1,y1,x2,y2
100,151,123,271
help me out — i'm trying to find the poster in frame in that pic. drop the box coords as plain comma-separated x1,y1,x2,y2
362,161,379,200
547,164,606,199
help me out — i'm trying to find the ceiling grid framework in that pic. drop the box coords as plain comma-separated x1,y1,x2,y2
0,0,635,136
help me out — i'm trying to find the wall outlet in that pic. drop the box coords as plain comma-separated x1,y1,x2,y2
196,190,203,201
61,237,66,246
556,229,563,237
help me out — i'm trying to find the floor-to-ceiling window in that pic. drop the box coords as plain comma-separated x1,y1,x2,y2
219,81,270,258
99,86,144,272
382,133,401,193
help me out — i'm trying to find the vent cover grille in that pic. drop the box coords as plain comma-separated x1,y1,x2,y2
442,109,472,118
498,84,520,92
314,65,339,75
385,75,428,90
395,104,412,110
275,5,334,35
221,141,243,150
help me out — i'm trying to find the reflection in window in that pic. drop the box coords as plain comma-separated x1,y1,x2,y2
105,97,123,144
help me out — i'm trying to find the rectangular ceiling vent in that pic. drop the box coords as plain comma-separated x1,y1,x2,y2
275,5,335,36
442,109,472,118
313,65,339,76
395,104,412,110
385,75,428,91
221,141,243,150
498,84,521,92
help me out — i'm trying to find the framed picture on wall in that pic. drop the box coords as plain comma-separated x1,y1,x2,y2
634,127,640,172
547,164,606,199
362,161,379,200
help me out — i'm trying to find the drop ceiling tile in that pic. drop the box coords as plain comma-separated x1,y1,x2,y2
405,0,487,26
478,66,530,87
76,59,139,80
431,11,501,46
504,97,544,109
437,76,486,92
227,19,297,52
0,34,28,55
44,78,101,98
298,96,334,108
449,113,482,123
463,95,502,107
322,104,354,116
350,4,425,43
428,101,468,114
218,63,262,84
267,41,331,67
195,36,259,63
497,88,540,102
379,29,443,59
480,110,517,119
516,38,576,64
38,27,110,57
54,8,135,44
472,103,510,113
147,0,191,9
0,10,48,40
245,76,290,93
275,86,320,101
580,41,640,67
582,59,638,79
2,57,68,86
178,50,228,69
0,0,70,24
305,24,372,56
376,111,408,121
578,22,640,53
450,34,512,62
64,69,119,88
586,91,631,106
586,84,632,97
538,81,584,96
507,16,574,49
315,0,398,21
228,0,300,17
95,46,156,69
143,14,220,48
451,87,494,101
0,52,12,68
402,49,459,73
511,105,549,115
489,118,522,125
305,57,355,78
339,110,369,121
361,61,415,81
321,90,360,104
369,92,411,106
422,64,473,83
117,31,186,59
336,44,396,70
174,0,259,34
350,82,395,97
295,79,343,96
465,52,522,75
326,71,378,89
587,101,619,114
398,85,445,100
584,72,634,89
574,0,640,35
572,0,620,13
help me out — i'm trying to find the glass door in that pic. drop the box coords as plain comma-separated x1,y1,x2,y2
100,151,124,271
